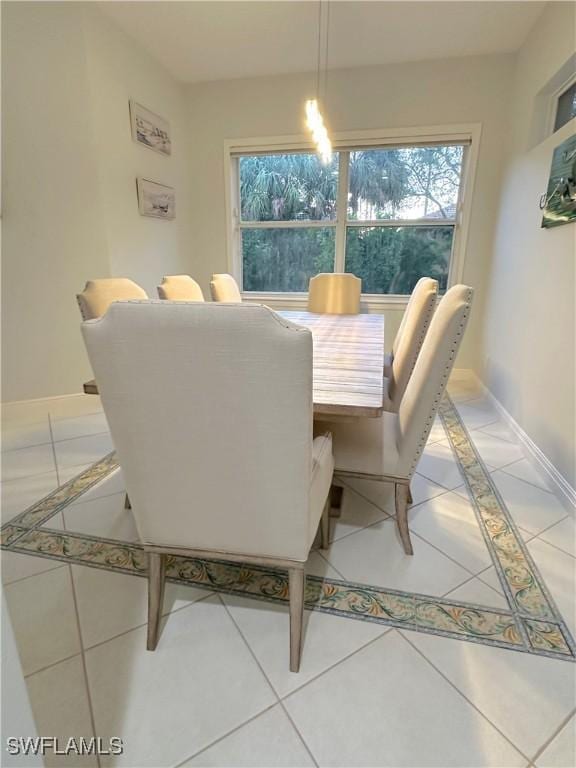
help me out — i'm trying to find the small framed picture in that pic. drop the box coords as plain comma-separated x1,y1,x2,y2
130,100,171,156
137,178,175,220
540,134,576,228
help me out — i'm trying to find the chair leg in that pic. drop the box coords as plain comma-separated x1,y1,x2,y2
124,493,132,510
407,484,413,505
395,483,414,556
147,553,166,651
320,497,330,550
288,567,305,673
329,484,343,518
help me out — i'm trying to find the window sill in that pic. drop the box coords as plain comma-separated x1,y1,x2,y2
241,292,410,312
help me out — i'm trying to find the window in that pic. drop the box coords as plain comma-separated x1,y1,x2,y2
239,153,338,292
232,139,469,298
553,80,576,133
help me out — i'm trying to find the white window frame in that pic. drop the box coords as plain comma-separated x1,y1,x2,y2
548,73,576,135
224,124,481,310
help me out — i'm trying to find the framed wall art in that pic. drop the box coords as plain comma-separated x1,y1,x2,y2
130,100,172,156
540,134,576,228
137,178,175,220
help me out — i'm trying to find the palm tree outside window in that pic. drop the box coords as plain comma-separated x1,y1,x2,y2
238,144,465,296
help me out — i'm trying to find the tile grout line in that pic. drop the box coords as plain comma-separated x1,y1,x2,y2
66,564,102,768
278,629,393,704
173,701,280,767
400,631,533,764
529,706,576,765
413,466,464,494
47,414,61,487
474,425,517,444
66,489,126,510
216,594,320,768
58,477,101,768
52,429,110,446
336,477,396,516
81,590,216,655
530,531,575,560
1,429,107,455
408,525,492,581
23,650,84,680
340,473,454,518
1,439,53,453
331,481,488,580
22,591,218,681
493,462,560,496
4,561,67,588
315,550,347,581
441,570,506,605
325,513,389,547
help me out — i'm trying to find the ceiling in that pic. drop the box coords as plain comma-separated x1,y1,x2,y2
99,1,546,84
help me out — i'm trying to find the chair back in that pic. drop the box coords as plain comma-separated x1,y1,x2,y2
392,278,438,355
397,285,473,476
76,278,147,320
308,273,361,315
388,277,438,410
81,301,314,561
210,273,242,302
157,275,204,301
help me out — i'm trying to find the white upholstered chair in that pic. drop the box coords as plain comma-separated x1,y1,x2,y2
383,277,438,411
308,273,362,315
157,275,204,301
81,300,334,672
384,277,438,374
210,273,242,302
318,285,473,555
76,278,148,320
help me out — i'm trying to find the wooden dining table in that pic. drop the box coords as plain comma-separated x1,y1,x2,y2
83,310,386,418
278,310,385,417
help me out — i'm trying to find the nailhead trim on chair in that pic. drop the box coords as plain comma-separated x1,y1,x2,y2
405,286,438,382
407,288,473,476
76,296,89,321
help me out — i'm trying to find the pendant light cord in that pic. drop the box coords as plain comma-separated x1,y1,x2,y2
315,1,330,108
316,0,322,101
323,1,330,110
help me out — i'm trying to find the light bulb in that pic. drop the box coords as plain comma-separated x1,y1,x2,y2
304,98,332,165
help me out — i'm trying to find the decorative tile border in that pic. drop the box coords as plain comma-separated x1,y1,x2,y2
2,398,574,662
438,398,575,658
7,526,528,654
6,452,119,541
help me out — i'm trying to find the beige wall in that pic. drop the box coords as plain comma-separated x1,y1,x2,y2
82,6,192,297
2,2,109,402
1,3,192,401
482,2,576,487
185,54,515,364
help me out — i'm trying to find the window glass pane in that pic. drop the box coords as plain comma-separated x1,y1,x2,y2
348,146,464,221
554,82,576,132
242,228,335,292
240,153,339,222
345,226,453,294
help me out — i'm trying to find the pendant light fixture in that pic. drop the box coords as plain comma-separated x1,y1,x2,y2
305,1,332,164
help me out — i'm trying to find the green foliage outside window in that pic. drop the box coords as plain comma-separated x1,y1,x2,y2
242,228,335,292
239,146,464,295
345,227,453,294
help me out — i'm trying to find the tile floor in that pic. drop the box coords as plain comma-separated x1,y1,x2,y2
2,375,575,767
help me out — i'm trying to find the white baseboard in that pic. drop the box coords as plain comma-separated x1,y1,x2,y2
470,372,576,511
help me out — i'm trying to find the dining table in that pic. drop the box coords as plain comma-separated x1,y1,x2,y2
83,309,386,418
